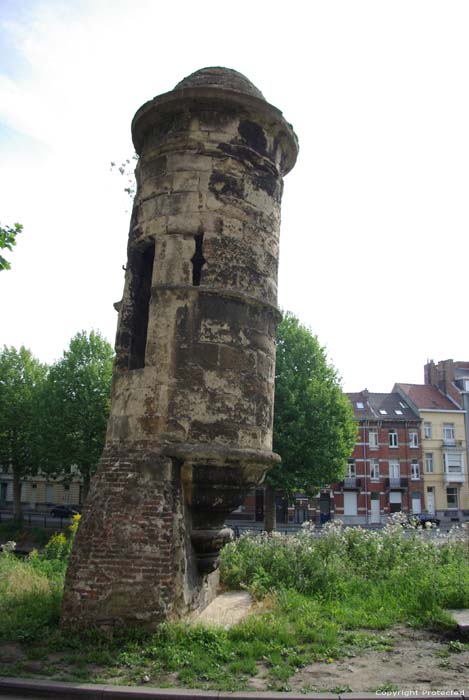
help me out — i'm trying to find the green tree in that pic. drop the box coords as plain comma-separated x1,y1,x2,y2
41,331,114,500
0,222,22,270
265,313,357,531
0,347,47,518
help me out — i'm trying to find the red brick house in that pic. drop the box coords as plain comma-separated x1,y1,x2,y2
228,390,425,529
331,391,424,525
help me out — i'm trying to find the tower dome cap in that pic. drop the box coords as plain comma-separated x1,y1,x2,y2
174,67,265,101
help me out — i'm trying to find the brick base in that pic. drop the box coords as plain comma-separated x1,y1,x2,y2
61,445,211,628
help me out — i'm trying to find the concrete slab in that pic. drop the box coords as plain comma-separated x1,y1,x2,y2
194,591,253,628
446,608,469,635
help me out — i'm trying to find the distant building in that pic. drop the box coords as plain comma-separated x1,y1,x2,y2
331,391,424,525
0,467,83,511
394,382,468,523
424,359,469,471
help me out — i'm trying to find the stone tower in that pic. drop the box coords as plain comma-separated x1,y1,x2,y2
61,67,298,628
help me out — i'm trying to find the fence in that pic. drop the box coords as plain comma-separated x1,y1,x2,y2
0,510,72,530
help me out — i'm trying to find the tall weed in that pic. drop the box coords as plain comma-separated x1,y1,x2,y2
220,518,469,625
0,515,80,641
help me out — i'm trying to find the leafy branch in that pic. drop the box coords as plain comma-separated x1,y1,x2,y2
0,222,23,271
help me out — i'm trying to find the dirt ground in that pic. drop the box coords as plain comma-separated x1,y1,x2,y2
249,625,469,694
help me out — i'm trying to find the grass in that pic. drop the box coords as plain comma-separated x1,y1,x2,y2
0,515,468,690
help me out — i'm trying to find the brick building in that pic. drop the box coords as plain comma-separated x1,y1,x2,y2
331,391,424,525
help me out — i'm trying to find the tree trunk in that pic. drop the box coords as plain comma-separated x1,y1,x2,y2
264,483,276,533
13,467,23,521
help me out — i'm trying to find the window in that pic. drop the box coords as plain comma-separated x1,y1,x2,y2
411,460,420,480
379,409,387,415
444,452,463,473
389,429,398,448
425,453,434,473
370,458,380,480
389,460,400,478
409,431,418,448
446,487,459,509
395,409,403,415
346,459,356,478
443,423,455,445
369,429,379,449
424,422,432,439
356,401,364,409
399,401,407,409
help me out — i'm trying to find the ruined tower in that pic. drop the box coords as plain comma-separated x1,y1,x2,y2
61,67,298,628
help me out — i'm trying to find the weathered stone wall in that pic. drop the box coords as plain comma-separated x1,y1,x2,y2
61,68,298,628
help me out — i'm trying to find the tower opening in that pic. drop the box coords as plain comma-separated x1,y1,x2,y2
129,241,155,369
191,233,206,286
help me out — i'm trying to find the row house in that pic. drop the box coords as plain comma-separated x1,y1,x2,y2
424,359,469,474
332,391,424,525
0,467,83,511
395,381,469,524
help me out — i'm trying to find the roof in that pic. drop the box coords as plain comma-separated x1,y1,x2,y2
174,67,265,100
394,383,459,411
346,391,420,421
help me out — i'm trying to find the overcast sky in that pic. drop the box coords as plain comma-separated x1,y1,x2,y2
1,0,468,392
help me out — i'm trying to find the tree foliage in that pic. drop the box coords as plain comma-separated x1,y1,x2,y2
0,222,22,271
0,347,47,517
40,331,114,497
266,313,356,525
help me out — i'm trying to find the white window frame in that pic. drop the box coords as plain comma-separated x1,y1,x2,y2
389,430,398,448
411,460,420,480
369,429,379,449
346,460,356,478
443,423,455,444
389,460,400,479
424,422,432,439
425,453,434,473
409,431,418,448
444,452,463,474
370,458,380,480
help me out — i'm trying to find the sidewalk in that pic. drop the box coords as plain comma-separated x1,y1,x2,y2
0,678,467,700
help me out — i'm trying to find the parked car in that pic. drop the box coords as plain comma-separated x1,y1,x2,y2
50,505,80,518
411,513,440,528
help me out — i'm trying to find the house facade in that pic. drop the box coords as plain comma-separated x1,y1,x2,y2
394,383,469,524
424,359,469,472
0,467,83,512
332,391,424,525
